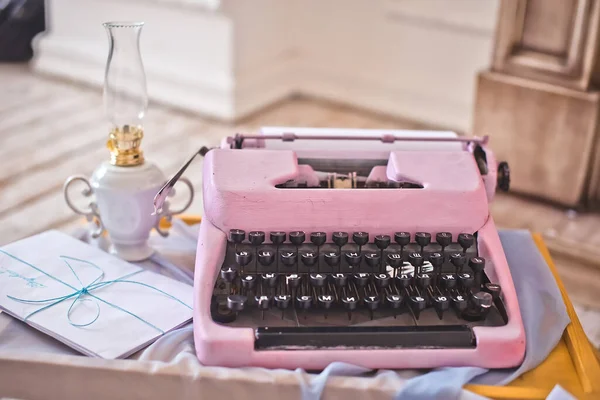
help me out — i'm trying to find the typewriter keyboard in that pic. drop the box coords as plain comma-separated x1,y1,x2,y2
211,230,508,349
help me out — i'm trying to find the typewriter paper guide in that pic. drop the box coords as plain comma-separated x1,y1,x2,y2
0,230,194,359
202,149,489,235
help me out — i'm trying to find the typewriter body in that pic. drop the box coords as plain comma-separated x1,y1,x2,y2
193,127,526,370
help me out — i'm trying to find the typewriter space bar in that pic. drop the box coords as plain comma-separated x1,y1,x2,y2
255,325,475,349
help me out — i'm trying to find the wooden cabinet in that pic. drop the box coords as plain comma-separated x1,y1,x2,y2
473,0,600,208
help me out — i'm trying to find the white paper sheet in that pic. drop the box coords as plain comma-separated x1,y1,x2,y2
0,230,194,359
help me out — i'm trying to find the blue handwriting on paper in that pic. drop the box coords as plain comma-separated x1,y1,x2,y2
0,267,46,288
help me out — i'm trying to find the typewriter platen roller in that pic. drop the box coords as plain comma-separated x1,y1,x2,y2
191,127,525,370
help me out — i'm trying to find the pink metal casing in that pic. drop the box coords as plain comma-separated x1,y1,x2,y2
193,145,526,369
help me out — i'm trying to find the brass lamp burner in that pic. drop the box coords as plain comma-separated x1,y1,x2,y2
107,125,145,166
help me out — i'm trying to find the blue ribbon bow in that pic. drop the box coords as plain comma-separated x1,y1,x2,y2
0,250,192,333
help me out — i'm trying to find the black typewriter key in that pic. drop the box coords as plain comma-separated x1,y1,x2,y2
333,273,348,287
310,231,327,246
386,293,404,318
408,252,424,274
395,273,411,289
286,274,302,289
374,234,391,249
227,295,247,312
296,295,313,314
387,253,403,270
280,251,297,267
441,273,457,289
352,232,369,246
309,273,327,287
258,249,275,266
408,295,426,320
394,232,411,247
241,274,257,290
436,232,452,250
365,252,380,268
458,233,475,253
469,257,485,289
450,293,468,312
229,229,246,243
450,253,466,273
274,294,291,319
262,273,278,287
332,231,349,247
416,273,431,289
344,251,362,268
458,273,475,289
255,295,272,319
300,251,318,267
318,294,334,318
220,266,237,282
353,272,370,287
324,251,341,267
472,291,493,310
428,252,444,285
364,295,380,319
415,232,431,251
342,295,358,320
270,231,286,245
484,283,502,300
249,231,265,246
289,231,306,246
374,273,390,289
432,295,450,320
235,250,252,266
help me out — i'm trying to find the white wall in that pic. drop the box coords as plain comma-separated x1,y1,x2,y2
33,0,499,132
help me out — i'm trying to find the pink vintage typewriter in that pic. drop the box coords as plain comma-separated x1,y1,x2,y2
157,127,525,370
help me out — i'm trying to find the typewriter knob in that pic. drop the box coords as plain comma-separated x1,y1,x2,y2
300,251,318,266
408,252,424,268
415,232,431,249
258,250,275,266
365,252,380,268
353,273,370,287
436,232,452,248
241,274,257,290
394,232,411,247
458,233,475,252
472,291,493,310
255,295,272,310
296,295,313,310
309,273,327,287
374,235,391,250
249,231,265,246
332,232,349,247
290,231,306,246
310,232,327,246
387,253,403,269
229,229,246,243
280,251,297,266
318,294,334,309
220,266,237,282
235,251,253,267
428,252,444,270
450,253,466,272
324,251,341,266
374,273,391,288
270,231,287,245
352,232,369,246
334,273,349,287
262,273,278,287
344,252,362,267
227,295,247,312
497,161,510,192
484,283,502,300
458,273,475,288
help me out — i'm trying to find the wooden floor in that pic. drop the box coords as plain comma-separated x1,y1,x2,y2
2,63,600,343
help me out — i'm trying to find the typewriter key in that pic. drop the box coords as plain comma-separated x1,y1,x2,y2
395,274,411,289
484,283,501,300
220,266,237,282
428,252,444,284
450,293,468,313
227,295,247,312
255,295,272,320
408,295,426,320
249,231,265,246
408,252,424,274
365,253,380,268
364,295,380,319
353,273,370,287
468,257,485,289
236,251,253,274
296,295,313,315
472,291,493,309
374,273,390,289
342,295,358,320
433,295,450,320
450,253,466,273
290,231,306,246
309,273,327,287
241,275,257,290
374,235,391,249
415,232,431,252
386,293,404,318
262,273,278,287
324,252,341,267
458,273,475,289
229,229,246,243
258,250,275,266
441,273,457,289
280,251,297,267
416,273,431,289
436,232,452,250
458,233,475,253
387,253,403,270
270,231,286,245
301,251,318,267
352,232,369,246
274,294,291,319
286,274,302,289
310,232,327,246
344,252,362,267
334,273,348,287
394,232,410,247
318,294,334,318
333,232,349,247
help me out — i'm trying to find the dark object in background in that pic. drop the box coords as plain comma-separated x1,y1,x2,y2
0,0,45,62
